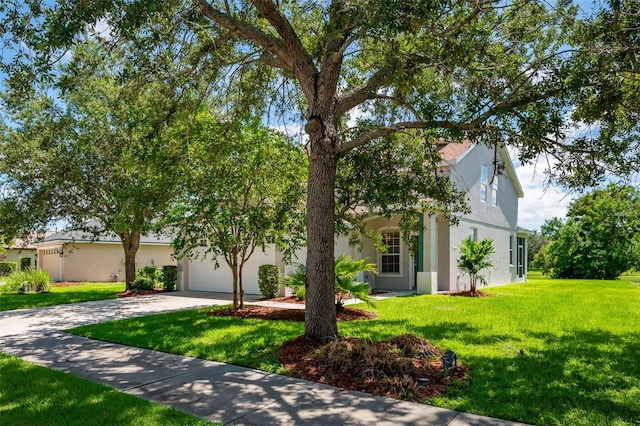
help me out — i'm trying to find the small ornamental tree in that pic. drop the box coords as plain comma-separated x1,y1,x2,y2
455,237,495,295
171,116,307,310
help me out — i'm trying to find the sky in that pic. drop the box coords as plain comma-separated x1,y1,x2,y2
513,158,575,231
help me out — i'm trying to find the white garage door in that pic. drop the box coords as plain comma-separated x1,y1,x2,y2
187,248,277,295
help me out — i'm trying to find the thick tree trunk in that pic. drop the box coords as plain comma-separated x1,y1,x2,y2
121,231,141,290
304,116,339,342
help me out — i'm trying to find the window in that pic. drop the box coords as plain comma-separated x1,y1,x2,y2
469,227,478,242
491,177,498,206
509,235,514,265
380,230,401,274
480,166,488,203
517,237,525,277
482,165,498,206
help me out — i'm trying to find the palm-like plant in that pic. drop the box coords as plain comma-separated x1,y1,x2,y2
334,254,377,312
455,237,495,295
284,254,377,311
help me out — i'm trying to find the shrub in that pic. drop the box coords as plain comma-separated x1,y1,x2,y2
334,254,377,311
20,257,32,271
4,271,29,293
258,264,280,299
129,275,154,291
29,269,51,293
285,254,378,306
130,266,164,291
140,266,163,286
162,265,177,291
3,269,51,293
0,262,17,277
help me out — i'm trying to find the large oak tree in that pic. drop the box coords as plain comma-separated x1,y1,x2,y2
2,0,638,341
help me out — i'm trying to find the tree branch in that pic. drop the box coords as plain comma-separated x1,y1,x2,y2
336,120,485,155
250,0,318,99
195,0,294,72
336,58,399,116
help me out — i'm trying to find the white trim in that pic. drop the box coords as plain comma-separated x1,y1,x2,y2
377,227,403,277
480,165,488,203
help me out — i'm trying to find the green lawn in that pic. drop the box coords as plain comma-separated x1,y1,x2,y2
0,353,214,426
0,282,125,311
69,276,640,425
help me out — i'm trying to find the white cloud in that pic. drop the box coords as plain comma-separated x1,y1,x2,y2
269,122,308,145
514,155,576,231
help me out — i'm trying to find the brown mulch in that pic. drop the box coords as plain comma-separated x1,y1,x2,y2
446,289,492,297
280,335,469,401
206,305,377,322
116,289,165,297
265,295,306,305
205,305,469,401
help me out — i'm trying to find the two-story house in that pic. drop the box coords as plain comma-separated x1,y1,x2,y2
177,142,529,294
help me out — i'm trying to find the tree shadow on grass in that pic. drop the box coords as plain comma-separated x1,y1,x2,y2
411,322,640,425
0,353,208,425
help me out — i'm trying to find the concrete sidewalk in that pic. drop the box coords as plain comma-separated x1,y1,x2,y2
0,293,529,425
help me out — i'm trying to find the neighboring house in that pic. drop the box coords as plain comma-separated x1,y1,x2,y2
37,230,175,282
178,142,529,295
2,238,38,270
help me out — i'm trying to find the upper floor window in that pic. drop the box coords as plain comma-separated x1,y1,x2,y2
481,165,498,206
480,166,488,203
380,230,401,275
469,227,478,242
491,177,498,206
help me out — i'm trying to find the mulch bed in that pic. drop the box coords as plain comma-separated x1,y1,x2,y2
264,295,305,304
206,305,377,322
205,305,469,401
446,289,492,297
116,289,165,297
280,335,470,401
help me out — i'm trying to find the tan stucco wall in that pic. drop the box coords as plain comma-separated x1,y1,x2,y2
2,248,37,270
37,241,174,282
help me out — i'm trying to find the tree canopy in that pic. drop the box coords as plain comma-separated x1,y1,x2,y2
169,114,307,309
546,184,640,279
0,42,194,286
1,0,639,341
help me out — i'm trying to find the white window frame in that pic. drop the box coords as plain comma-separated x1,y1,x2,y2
378,228,402,277
491,176,498,207
509,235,514,266
480,166,488,203
469,227,478,242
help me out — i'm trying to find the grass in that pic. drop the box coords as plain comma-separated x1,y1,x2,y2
0,282,125,311
69,275,640,425
0,353,214,426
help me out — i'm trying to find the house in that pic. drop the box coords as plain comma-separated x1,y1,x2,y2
177,142,529,295
2,238,39,270
37,230,175,282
